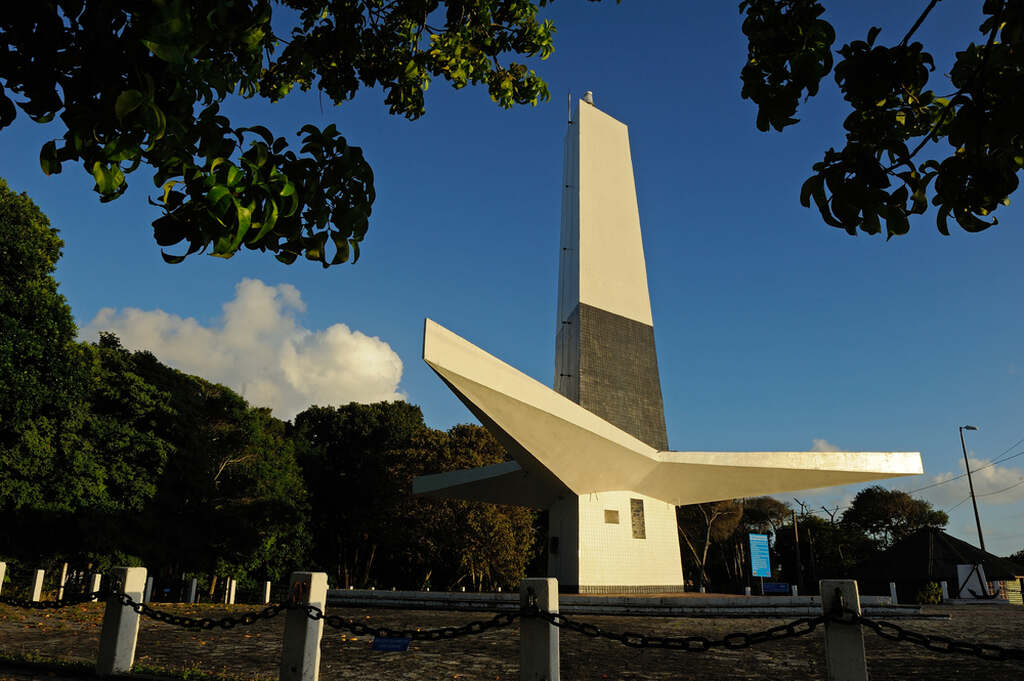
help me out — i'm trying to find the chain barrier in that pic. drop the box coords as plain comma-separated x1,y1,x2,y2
117,591,287,630
5,587,1024,663
306,603,521,641
848,612,1024,662
0,592,101,609
528,606,829,651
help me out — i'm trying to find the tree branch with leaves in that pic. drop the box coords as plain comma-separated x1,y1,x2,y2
741,0,1024,238
0,0,590,266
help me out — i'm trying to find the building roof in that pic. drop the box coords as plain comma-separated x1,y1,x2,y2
855,527,1024,583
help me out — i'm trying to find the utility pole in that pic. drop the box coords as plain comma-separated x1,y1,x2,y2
792,511,804,593
959,425,986,553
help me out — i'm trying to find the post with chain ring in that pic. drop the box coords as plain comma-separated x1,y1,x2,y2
96,566,147,676
520,578,559,681
280,572,328,681
821,580,868,681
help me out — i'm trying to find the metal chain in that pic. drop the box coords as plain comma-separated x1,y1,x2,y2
116,591,287,630
847,612,1024,662
0,592,102,609
528,606,829,651
305,603,521,641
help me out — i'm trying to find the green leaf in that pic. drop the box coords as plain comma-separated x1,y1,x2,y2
935,205,951,236
247,199,279,245
115,90,145,121
39,141,61,175
91,162,124,194
141,40,187,64
206,184,232,210
226,165,243,187
883,206,909,238
161,250,187,264
161,180,180,205
799,175,821,208
330,232,350,264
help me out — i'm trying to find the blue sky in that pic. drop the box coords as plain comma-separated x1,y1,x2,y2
2,2,1022,556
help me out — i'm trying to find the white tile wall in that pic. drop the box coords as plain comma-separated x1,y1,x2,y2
565,490,683,587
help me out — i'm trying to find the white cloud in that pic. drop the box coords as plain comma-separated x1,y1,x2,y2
811,438,841,452
905,455,1024,508
81,278,405,420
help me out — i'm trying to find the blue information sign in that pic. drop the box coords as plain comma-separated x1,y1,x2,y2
749,533,772,578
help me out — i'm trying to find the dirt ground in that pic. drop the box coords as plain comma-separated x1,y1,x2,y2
1,600,1022,680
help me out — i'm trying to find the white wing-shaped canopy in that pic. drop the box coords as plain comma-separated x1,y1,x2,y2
413,319,923,508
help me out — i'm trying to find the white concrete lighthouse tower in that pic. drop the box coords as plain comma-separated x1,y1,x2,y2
548,95,683,591
414,96,922,593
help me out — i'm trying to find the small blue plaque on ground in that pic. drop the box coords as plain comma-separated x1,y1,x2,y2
749,533,771,578
762,582,790,595
371,637,411,652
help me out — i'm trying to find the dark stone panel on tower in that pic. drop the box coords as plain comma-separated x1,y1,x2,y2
577,303,669,451
553,304,580,403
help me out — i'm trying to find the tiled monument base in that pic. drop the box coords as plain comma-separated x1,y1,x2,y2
549,491,684,593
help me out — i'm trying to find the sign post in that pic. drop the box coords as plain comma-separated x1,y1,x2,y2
749,533,771,595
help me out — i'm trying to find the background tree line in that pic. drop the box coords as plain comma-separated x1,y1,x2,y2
4,178,1021,598
0,179,537,597
676,488,955,594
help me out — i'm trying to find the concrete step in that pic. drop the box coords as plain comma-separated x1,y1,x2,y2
325,589,936,618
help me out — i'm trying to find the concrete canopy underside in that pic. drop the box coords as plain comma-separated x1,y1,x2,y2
413,319,923,509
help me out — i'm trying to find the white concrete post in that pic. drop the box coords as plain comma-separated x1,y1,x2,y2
520,578,559,681
744,586,751,596
888,582,898,604
820,580,868,681
188,578,198,604
227,577,237,605
280,572,327,681
30,569,44,601
0,562,6,596
263,581,272,604
940,581,949,601
143,577,153,603
792,585,799,597
96,567,147,676
57,562,68,600
89,574,103,601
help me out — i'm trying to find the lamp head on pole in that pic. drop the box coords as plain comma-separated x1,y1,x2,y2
961,425,978,431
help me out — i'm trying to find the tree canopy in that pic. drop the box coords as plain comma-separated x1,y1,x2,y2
742,0,1024,238
0,0,567,267
839,485,948,549
0,179,92,518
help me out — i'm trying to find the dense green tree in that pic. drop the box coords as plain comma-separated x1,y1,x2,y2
420,424,537,590
0,0,572,266
292,401,427,586
0,179,91,518
841,485,947,549
292,404,537,590
742,0,1024,237
123,351,310,582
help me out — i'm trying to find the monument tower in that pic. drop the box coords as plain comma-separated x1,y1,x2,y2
415,96,922,593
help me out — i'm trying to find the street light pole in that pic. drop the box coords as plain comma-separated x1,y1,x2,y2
959,425,986,553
